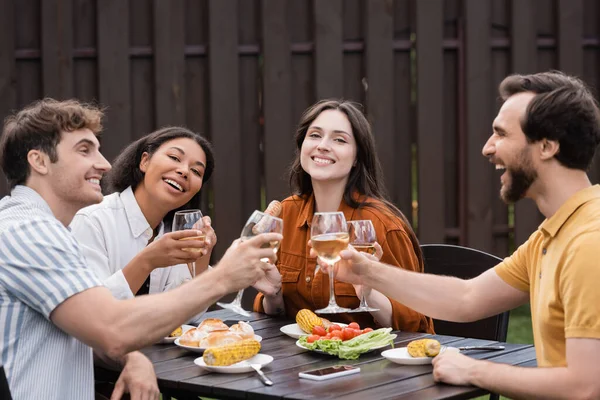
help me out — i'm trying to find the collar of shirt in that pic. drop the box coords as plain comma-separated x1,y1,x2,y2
539,185,600,238
12,185,55,217
120,186,164,240
295,192,365,228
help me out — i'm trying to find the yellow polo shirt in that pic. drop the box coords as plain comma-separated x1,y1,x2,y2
495,185,600,367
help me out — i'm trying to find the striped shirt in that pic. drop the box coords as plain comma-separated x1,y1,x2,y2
0,186,102,400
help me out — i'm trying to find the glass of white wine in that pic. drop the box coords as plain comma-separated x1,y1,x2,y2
216,210,283,317
347,220,380,312
311,211,351,314
172,209,205,278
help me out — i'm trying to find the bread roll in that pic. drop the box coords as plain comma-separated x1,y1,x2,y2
179,328,209,347
197,318,229,333
199,331,243,348
229,321,255,339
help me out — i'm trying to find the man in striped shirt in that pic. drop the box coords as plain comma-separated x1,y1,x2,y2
0,99,280,400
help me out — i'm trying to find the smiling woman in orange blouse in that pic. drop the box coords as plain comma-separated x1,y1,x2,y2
252,99,434,333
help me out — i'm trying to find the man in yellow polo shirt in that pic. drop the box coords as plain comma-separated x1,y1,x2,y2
319,71,600,399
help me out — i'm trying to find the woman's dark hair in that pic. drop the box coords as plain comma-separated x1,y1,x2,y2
104,126,215,226
289,99,423,265
499,71,600,170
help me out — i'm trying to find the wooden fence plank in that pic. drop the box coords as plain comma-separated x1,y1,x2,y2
558,0,583,77
0,0,16,197
97,0,131,162
511,0,543,248
41,0,73,99
154,0,185,127
208,0,242,258
416,0,445,243
262,0,293,202
365,0,395,201
465,0,493,252
314,0,343,99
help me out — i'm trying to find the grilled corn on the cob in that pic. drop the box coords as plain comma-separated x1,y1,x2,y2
296,309,324,333
203,339,261,366
407,339,441,358
169,326,183,337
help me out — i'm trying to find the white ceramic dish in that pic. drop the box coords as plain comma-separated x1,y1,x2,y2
381,346,459,365
279,322,348,339
295,334,396,355
194,353,274,373
159,324,196,344
174,334,263,353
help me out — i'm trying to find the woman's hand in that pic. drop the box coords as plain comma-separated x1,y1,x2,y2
140,230,206,269
253,262,282,297
351,241,383,297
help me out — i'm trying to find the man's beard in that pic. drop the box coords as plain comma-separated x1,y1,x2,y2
500,151,537,204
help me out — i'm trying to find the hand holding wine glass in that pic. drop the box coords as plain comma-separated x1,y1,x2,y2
311,211,351,314
217,209,284,317
347,220,380,312
172,209,206,277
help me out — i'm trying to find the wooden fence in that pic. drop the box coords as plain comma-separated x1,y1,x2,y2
1,0,600,262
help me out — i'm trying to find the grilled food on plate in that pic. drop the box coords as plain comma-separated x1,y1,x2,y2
203,339,261,366
179,318,255,348
296,309,324,333
407,339,441,358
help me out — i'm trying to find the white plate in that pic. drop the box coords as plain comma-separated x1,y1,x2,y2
159,324,196,344
381,346,459,365
194,353,273,373
174,334,263,353
295,334,396,355
279,323,348,339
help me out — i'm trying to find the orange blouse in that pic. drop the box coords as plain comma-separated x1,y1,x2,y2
253,194,434,333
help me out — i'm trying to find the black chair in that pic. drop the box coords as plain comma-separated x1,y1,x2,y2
0,366,12,400
421,244,510,342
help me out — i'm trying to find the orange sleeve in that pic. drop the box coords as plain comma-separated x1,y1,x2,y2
380,229,434,333
253,291,266,313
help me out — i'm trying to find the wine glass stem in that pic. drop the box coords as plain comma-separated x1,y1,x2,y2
327,262,337,306
233,288,245,306
359,290,369,308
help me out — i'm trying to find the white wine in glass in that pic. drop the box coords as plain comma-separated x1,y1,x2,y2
312,212,351,314
347,220,380,312
216,210,283,317
172,209,205,277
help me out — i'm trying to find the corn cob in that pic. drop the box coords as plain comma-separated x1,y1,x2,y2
252,200,283,235
407,339,441,358
296,309,324,333
168,326,183,337
203,339,261,366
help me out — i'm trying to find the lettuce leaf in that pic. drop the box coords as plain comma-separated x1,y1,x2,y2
298,328,395,360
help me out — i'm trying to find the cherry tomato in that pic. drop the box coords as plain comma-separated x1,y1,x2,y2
341,328,355,341
312,326,327,336
318,335,329,341
330,330,344,340
324,333,333,339
329,336,342,341
348,322,360,330
328,324,342,332
307,334,320,343
362,327,374,334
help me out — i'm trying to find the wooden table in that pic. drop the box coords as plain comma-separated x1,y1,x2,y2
95,309,537,399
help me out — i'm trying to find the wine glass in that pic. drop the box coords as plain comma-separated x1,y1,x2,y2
347,220,380,312
217,210,284,317
311,212,351,314
172,209,205,278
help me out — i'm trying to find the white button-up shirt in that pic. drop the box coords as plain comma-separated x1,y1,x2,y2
70,186,206,321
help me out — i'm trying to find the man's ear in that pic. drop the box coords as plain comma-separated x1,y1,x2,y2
139,152,150,173
27,150,49,175
539,139,560,161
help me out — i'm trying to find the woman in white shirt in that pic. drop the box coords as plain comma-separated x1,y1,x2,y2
71,127,217,307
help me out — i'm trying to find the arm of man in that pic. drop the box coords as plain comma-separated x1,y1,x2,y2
334,248,529,322
433,338,600,400
50,233,281,360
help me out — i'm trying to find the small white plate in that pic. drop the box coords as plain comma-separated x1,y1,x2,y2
174,334,263,353
381,346,459,365
279,323,348,339
159,324,196,344
295,334,396,355
194,353,274,373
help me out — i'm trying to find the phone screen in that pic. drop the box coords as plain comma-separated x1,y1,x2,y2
303,365,358,376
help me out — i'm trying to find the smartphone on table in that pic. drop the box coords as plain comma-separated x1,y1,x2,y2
298,365,360,381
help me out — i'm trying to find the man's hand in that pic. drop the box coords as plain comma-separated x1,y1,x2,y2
253,262,282,297
310,244,374,285
110,352,159,400
141,230,206,268
431,350,480,386
216,232,283,293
